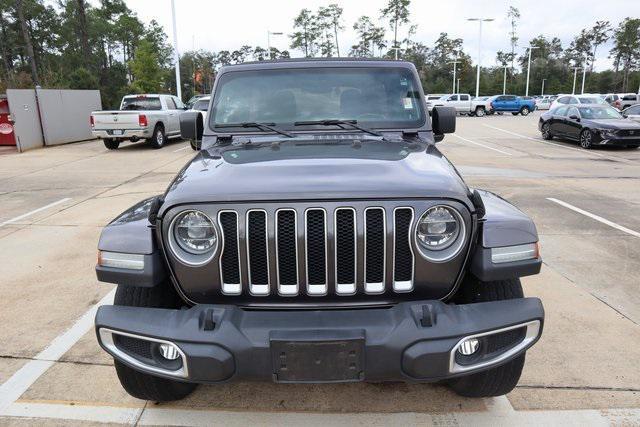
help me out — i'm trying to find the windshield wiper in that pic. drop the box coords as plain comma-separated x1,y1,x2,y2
294,119,384,138
214,122,294,138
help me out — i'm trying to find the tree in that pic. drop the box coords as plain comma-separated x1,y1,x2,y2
15,0,39,84
380,0,410,57
76,0,90,60
588,21,611,72
317,6,336,57
290,9,319,57
350,16,386,58
610,18,640,91
507,6,520,72
129,39,163,93
324,4,344,57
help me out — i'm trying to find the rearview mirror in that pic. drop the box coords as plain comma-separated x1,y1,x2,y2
431,106,456,141
180,111,203,144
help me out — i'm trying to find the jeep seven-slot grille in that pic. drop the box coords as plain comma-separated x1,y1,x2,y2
217,207,414,296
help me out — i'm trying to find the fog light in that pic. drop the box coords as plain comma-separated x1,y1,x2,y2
457,338,480,356
159,343,180,360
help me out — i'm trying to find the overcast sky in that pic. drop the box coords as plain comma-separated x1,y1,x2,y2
112,0,638,71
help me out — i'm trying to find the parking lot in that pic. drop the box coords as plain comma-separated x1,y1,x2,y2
0,112,639,425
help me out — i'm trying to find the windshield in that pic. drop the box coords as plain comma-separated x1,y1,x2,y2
578,106,623,119
192,99,210,111
211,67,425,130
578,97,606,105
121,97,161,111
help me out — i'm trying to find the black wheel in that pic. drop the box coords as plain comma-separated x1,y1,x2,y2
520,107,530,116
580,129,593,149
448,276,526,397
104,139,120,150
112,284,197,401
511,112,519,116
541,122,553,140
475,107,485,117
149,125,166,149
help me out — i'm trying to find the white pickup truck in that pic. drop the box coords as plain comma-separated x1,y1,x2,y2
91,94,185,149
426,93,492,117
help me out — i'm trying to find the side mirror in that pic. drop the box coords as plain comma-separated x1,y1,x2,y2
569,114,580,121
431,106,456,141
180,111,203,144
622,113,628,118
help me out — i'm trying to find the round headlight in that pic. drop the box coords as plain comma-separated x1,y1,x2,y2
173,210,217,254
416,206,461,251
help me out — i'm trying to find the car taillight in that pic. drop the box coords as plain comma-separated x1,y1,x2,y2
90,115,94,128
138,114,148,127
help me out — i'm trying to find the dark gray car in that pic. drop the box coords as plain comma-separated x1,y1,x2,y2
94,59,544,402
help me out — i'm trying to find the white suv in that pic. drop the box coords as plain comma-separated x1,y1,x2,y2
550,94,607,111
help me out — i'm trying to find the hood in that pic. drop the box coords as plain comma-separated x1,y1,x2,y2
160,139,471,213
585,118,640,129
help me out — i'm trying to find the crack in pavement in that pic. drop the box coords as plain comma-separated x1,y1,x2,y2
517,384,640,393
0,354,112,368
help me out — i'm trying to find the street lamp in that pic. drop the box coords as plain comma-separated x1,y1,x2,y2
170,0,181,100
502,65,508,95
541,78,547,96
467,18,494,98
525,46,539,97
572,67,581,95
581,54,590,94
457,78,461,94
448,55,461,93
267,31,283,60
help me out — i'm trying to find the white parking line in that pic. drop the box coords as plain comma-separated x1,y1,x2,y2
547,198,640,238
0,288,115,413
0,198,71,228
482,124,629,162
173,145,191,152
452,134,513,156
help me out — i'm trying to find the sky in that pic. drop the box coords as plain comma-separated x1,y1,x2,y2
100,0,639,71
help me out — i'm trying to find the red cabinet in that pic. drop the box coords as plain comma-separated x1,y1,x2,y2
0,99,17,146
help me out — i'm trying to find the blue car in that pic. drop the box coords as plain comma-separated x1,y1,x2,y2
490,95,536,116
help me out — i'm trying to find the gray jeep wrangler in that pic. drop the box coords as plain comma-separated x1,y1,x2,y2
95,59,544,402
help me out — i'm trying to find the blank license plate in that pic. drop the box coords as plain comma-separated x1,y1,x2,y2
111,130,123,135
271,339,364,383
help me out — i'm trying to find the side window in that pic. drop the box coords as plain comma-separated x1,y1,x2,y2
448,95,458,101
605,95,612,102
506,95,516,101
627,106,640,115
568,97,579,105
622,94,637,101
173,97,184,109
567,107,579,117
557,97,569,104
165,97,177,110
459,94,469,101
554,106,569,116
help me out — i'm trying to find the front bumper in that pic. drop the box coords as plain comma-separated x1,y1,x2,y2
96,298,544,384
597,135,640,147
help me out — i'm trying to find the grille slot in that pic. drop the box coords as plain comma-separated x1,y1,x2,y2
276,209,299,295
393,208,414,292
219,211,241,295
247,210,269,295
335,208,356,295
305,209,327,295
365,208,385,294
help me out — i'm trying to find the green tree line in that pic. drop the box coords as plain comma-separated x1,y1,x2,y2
1,0,639,108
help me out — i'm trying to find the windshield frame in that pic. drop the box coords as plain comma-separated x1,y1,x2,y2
207,64,429,135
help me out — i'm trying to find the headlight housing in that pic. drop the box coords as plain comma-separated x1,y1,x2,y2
415,206,465,261
173,210,217,254
599,129,617,138
168,210,218,265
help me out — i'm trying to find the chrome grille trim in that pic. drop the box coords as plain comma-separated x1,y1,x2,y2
392,207,415,292
334,207,357,296
246,209,270,296
275,208,299,296
364,207,386,294
218,210,241,295
305,208,328,296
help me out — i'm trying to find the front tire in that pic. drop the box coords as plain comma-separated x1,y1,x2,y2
104,139,120,150
475,107,485,117
448,277,526,397
112,284,197,401
580,129,593,149
520,107,530,116
149,125,166,149
541,122,553,140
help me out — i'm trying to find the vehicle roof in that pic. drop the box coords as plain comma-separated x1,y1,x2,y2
217,58,417,74
123,94,171,98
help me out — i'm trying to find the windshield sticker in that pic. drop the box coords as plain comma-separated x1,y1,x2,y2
403,98,413,109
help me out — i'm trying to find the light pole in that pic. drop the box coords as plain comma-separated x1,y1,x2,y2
541,78,547,96
502,65,508,95
170,0,181,100
467,18,494,98
581,55,589,94
267,31,283,60
525,46,539,97
448,55,460,93
572,67,581,95
457,78,461,94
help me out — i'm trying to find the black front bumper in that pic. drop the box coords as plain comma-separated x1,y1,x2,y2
95,298,544,384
